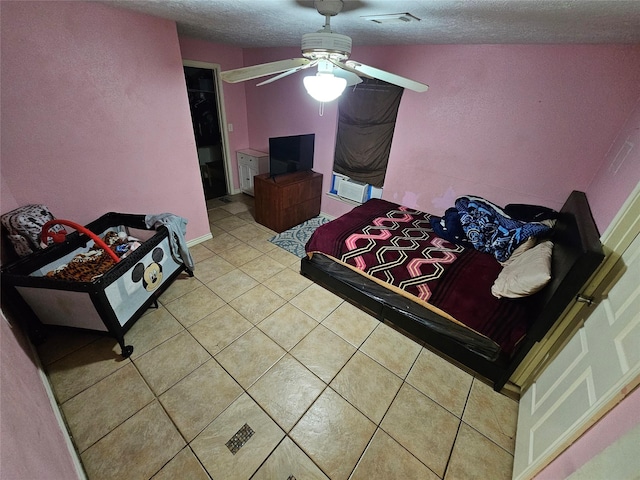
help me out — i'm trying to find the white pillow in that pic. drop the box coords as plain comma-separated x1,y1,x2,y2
492,240,553,298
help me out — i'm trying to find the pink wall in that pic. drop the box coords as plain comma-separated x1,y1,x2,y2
179,37,250,191
0,1,210,241
241,44,640,225
1,312,79,479
382,45,640,216
586,96,640,232
1,176,19,214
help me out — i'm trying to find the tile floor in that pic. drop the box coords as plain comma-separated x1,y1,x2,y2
38,194,519,480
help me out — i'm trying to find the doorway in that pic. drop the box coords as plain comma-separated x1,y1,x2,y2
184,65,228,200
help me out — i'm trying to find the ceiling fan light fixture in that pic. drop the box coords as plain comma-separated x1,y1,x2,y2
303,73,347,102
219,0,429,99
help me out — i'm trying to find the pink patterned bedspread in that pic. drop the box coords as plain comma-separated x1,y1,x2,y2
305,199,533,356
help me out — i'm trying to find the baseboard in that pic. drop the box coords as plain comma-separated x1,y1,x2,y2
187,232,213,248
319,211,336,221
29,339,87,479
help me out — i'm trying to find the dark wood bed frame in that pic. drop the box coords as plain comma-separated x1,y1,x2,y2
300,191,604,391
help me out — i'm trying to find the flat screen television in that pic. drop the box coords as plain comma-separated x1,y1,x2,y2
269,133,315,178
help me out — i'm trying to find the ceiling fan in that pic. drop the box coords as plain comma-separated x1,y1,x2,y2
220,0,429,102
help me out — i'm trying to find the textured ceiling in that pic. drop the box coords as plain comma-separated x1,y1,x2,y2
108,0,640,48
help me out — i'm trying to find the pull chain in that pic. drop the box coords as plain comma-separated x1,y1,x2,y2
319,101,325,116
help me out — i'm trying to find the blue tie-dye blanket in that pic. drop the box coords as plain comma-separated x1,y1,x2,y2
455,196,551,263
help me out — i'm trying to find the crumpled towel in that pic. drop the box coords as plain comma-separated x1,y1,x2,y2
145,213,195,271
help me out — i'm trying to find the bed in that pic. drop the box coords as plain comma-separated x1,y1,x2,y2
300,191,604,391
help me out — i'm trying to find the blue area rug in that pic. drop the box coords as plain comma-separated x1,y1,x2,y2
269,216,330,258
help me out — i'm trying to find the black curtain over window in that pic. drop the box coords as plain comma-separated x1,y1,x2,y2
333,78,404,188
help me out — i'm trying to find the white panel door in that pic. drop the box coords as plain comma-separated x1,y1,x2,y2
513,231,640,480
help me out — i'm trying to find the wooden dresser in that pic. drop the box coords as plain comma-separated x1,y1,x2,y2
254,171,323,232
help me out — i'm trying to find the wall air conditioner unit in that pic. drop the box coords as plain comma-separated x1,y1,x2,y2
337,177,368,203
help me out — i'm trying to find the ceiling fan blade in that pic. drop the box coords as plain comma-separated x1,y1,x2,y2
256,60,318,86
221,58,311,83
345,60,429,92
333,68,362,86
328,59,368,78
326,59,364,86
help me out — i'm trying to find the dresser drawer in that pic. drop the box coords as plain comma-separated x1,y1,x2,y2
281,175,322,208
237,152,257,166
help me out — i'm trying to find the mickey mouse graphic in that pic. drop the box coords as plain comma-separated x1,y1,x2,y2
131,247,164,292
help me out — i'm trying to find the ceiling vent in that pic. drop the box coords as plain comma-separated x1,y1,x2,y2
361,13,421,24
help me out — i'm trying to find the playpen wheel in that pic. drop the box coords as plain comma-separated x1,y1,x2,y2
121,345,134,358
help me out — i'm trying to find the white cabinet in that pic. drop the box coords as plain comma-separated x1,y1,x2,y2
237,149,269,196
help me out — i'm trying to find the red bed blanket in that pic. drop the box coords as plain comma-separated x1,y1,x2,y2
305,198,534,356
